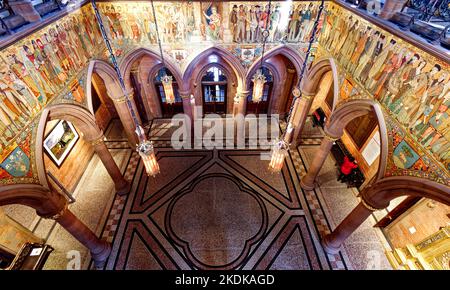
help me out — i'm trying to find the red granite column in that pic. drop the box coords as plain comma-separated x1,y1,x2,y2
321,198,380,254
8,0,41,22
37,191,111,269
91,137,130,195
108,90,142,147
54,208,111,269
291,93,314,147
233,90,249,117
300,130,341,190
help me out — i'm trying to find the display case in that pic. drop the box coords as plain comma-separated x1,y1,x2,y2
7,243,54,270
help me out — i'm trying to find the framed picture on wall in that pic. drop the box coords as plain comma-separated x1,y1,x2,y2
43,120,79,167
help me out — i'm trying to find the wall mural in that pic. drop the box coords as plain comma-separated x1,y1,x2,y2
0,4,104,184
317,2,450,184
96,1,325,69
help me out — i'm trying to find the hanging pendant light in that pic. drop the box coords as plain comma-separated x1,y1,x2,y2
269,122,293,172
251,24,270,104
92,0,159,177
161,74,175,104
269,0,325,172
269,138,289,172
252,69,266,103
137,138,160,177
150,0,175,106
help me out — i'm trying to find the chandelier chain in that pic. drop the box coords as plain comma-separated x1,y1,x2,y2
150,0,166,68
91,0,143,140
259,0,272,71
283,0,325,138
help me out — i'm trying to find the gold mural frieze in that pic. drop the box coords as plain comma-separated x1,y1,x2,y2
318,2,450,184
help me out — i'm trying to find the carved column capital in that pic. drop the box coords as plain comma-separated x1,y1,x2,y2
89,135,106,146
48,203,69,220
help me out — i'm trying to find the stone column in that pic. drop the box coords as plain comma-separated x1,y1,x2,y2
108,90,142,147
233,90,248,117
90,136,130,196
300,130,341,190
321,198,379,254
8,0,41,22
291,93,314,147
379,0,408,19
52,207,111,269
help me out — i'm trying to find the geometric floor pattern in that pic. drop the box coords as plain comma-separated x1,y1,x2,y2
91,119,350,270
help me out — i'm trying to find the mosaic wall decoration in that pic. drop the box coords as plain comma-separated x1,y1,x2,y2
0,4,104,184
318,2,450,180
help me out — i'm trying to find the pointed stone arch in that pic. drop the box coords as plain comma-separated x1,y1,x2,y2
35,103,129,194
183,46,246,90
85,59,141,145
118,47,185,119
302,57,340,111
301,99,389,189
0,183,111,267
246,45,305,85
322,176,450,254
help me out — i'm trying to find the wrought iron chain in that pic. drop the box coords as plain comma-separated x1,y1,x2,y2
91,0,142,139
259,0,273,70
150,0,166,68
283,0,325,139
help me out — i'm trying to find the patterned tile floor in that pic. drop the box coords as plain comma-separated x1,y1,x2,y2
23,117,389,270
85,118,382,270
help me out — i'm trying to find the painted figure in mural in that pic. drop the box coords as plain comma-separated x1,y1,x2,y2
22,45,53,95
229,4,238,42
370,46,407,100
236,5,246,43
50,27,74,71
143,6,156,44
338,20,359,65
248,6,258,43
127,6,142,42
305,4,319,42
0,97,22,142
19,47,50,105
108,6,124,40
393,144,416,169
384,53,421,108
0,70,32,118
288,5,300,41
405,64,441,125
259,4,270,40
300,3,312,42
245,6,252,43
357,34,385,83
411,71,448,130
5,70,39,114
347,26,371,72
40,34,68,83
254,5,262,42
270,5,282,42
203,6,222,41
395,60,428,125
0,87,26,129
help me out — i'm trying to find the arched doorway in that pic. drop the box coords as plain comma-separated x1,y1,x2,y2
90,72,118,132
154,67,183,118
201,65,228,115
246,67,274,115
130,64,150,124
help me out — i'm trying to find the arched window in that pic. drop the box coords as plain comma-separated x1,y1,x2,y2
247,66,273,114
201,66,227,114
154,67,183,117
